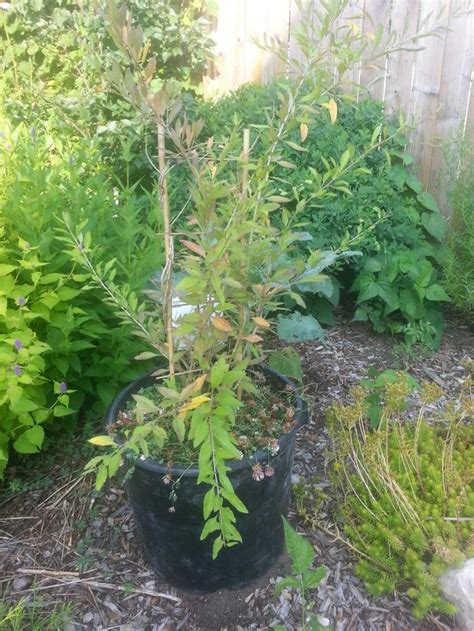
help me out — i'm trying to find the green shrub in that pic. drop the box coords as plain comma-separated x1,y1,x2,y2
177,84,448,347
0,0,214,118
441,131,474,319
0,119,162,477
327,372,474,618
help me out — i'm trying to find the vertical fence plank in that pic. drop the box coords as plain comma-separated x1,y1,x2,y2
408,0,452,189
384,0,421,119
360,0,393,100
262,0,291,82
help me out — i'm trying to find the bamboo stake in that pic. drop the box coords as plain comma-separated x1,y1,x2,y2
241,127,250,193
157,120,175,381
237,128,250,401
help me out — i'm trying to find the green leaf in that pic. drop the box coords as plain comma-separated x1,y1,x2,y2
200,516,220,540
221,488,248,514
172,416,186,442
152,426,167,448
417,192,439,212
282,516,315,573
421,212,445,242
96,464,108,491
285,140,308,152
277,313,324,343
13,426,44,454
53,405,75,417
107,452,122,476
212,535,224,559
0,264,16,276
302,566,327,589
274,576,300,596
132,394,159,413
425,284,451,302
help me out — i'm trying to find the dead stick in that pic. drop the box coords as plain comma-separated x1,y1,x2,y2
15,572,180,603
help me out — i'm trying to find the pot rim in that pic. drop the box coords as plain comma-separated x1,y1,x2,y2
105,364,307,477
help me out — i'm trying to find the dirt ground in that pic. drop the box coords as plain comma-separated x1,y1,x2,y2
1,313,472,630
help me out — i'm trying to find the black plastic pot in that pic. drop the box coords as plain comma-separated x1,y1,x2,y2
106,365,307,592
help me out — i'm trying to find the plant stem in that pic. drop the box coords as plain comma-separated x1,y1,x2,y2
157,120,175,381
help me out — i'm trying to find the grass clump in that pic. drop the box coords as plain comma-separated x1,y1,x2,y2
0,597,73,631
327,371,474,619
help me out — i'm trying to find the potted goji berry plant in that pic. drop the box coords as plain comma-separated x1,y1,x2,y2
69,0,434,591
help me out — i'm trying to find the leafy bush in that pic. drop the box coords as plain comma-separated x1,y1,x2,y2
0,119,162,477
178,85,448,347
441,130,474,319
327,372,474,618
0,0,214,126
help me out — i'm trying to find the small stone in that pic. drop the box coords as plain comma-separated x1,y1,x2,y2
318,615,331,627
440,558,474,631
291,474,300,484
82,612,94,624
13,576,32,591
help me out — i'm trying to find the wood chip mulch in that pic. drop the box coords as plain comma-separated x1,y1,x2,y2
0,313,472,630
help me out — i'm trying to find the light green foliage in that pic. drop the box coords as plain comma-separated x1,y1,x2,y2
273,517,329,631
0,119,161,477
327,373,474,618
440,129,474,319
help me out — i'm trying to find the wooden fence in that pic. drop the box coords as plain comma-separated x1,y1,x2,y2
204,0,474,207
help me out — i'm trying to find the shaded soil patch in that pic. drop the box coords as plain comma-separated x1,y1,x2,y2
1,314,472,630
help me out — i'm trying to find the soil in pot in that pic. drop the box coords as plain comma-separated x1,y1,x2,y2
106,366,307,592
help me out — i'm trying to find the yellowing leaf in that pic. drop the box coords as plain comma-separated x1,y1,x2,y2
181,239,206,258
253,316,271,328
366,31,375,41
179,395,211,414
212,315,233,333
244,334,264,343
300,122,309,142
89,435,116,447
192,374,207,392
324,98,338,124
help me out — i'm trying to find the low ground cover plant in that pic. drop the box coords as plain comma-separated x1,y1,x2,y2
327,371,474,618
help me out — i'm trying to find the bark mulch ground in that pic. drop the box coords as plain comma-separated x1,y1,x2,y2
1,313,472,630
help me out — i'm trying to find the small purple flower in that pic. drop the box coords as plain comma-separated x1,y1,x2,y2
59,381,67,394
16,296,26,307
14,339,23,351
13,364,22,377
